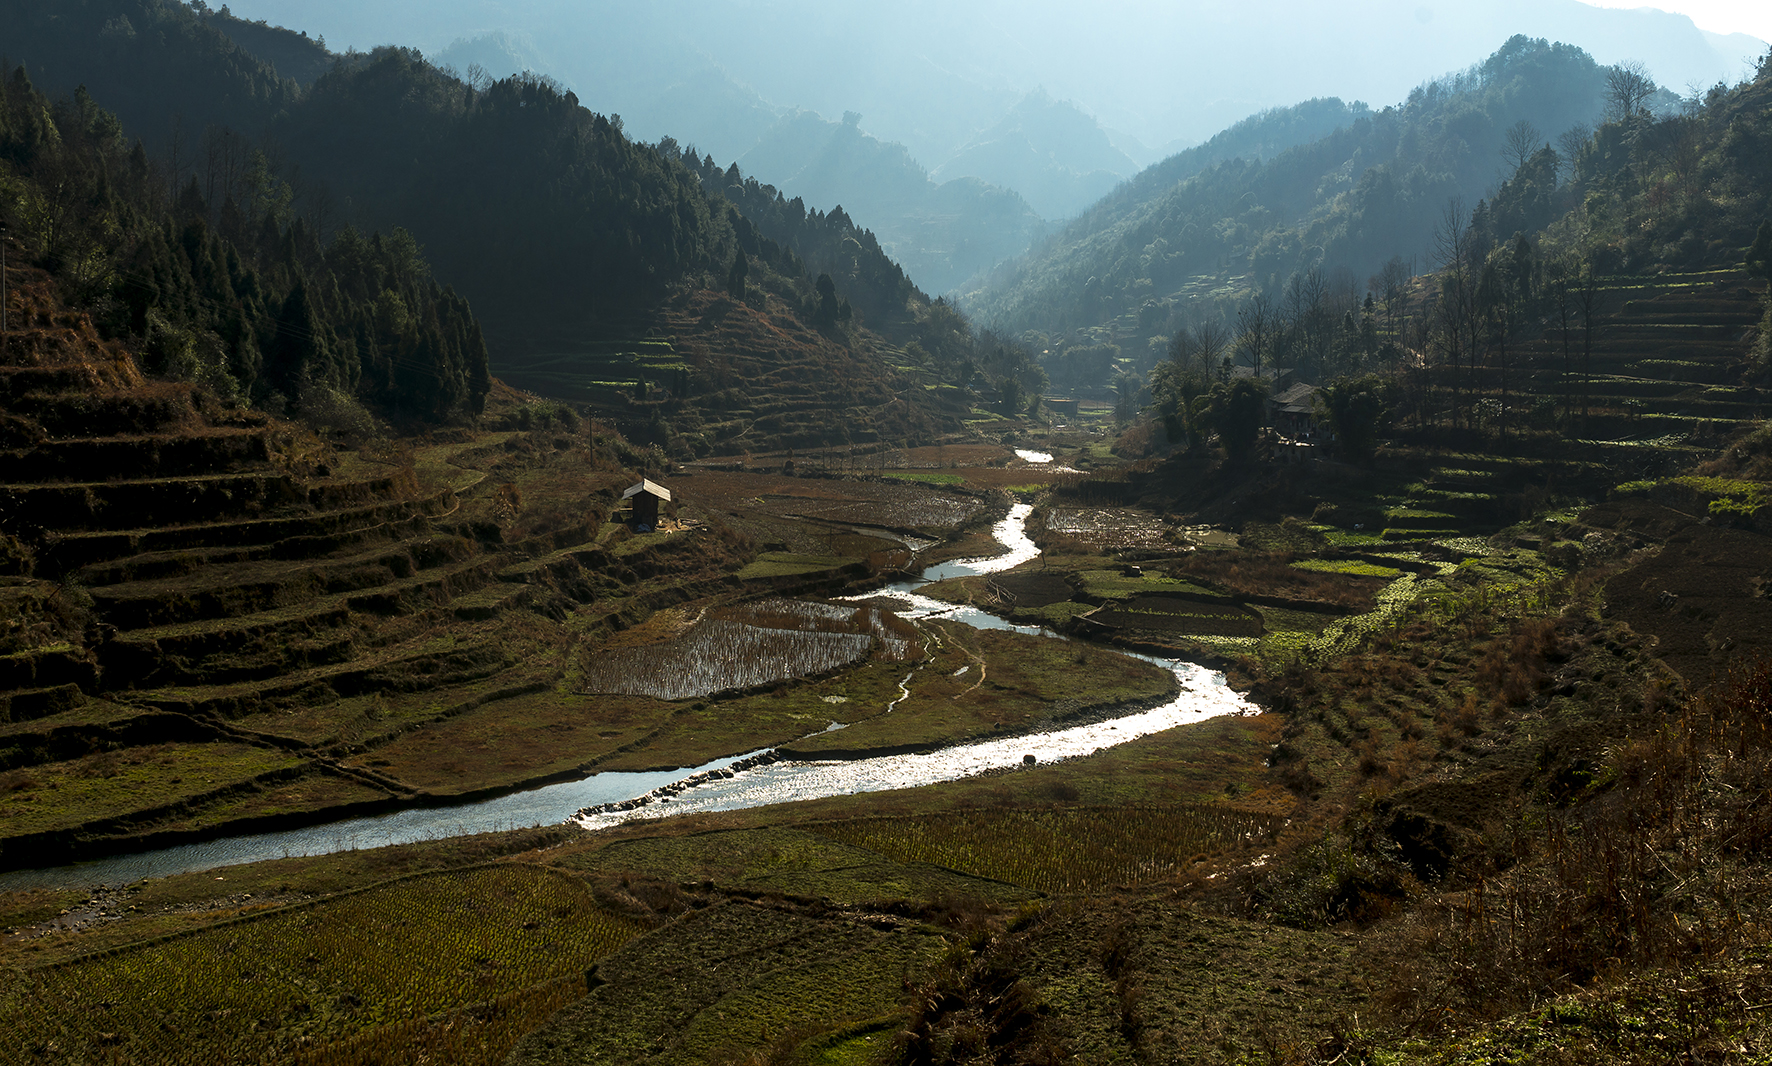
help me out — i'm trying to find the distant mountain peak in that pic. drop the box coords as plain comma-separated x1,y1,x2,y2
931,90,1138,220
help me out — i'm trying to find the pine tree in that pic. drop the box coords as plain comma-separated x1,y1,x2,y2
727,248,747,300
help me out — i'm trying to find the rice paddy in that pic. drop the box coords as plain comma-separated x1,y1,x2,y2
579,600,922,700
683,470,985,532
1043,506,1173,550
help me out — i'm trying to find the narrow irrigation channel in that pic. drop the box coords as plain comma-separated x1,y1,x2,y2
0,504,1252,892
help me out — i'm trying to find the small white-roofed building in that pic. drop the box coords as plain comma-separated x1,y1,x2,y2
622,479,671,531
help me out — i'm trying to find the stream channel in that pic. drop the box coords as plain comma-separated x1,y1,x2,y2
1,503,1253,892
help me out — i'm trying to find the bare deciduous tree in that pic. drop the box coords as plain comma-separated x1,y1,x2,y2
1432,198,1481,427
1502,118,1542,175
1556,122,1592,182
1191,319,1229,376
1605,60,1656,122
1285,269,1333,380
165,114,190,201
1236,293,1275,375
1372,254,1416,347
202,124,247,217
1572,261,1605,425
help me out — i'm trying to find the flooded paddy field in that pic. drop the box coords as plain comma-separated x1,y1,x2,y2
1087,594,1267,637
1042,504,1177,552
578,599,921,700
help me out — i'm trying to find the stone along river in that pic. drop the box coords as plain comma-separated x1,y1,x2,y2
0,504,1253,891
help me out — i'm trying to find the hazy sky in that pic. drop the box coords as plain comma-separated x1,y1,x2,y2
1578,0,1772,41
221,0,1768,162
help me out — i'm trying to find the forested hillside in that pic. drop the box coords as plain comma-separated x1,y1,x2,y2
2,0,1052,450
963,37,1635,362
1118,42,1772,476
1058,97,1375,241
0,65,488,423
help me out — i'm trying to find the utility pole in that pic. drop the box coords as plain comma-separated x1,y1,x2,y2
1,221,8,359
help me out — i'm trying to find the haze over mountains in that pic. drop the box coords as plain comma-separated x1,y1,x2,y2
209,0,1764,296
218,1,1767,158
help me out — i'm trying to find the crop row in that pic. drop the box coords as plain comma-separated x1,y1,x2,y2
1305,573,1437,661
290,974,587,1066
818,805,1282,895
0,865,645,1065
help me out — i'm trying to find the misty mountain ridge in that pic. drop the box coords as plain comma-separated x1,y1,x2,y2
213,0,1764,156
729,109,1049,296
959,34,1636,350
930,89,1140,219
194,0,1762,310
431,29,543,83
429,30,1132,220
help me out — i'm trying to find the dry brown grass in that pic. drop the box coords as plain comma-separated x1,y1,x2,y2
1351,657,1772,1056
1472,616,1564,708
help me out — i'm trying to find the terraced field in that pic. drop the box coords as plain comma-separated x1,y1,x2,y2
494,338,689,413
0,284,1049,870
1461,268,1765,443
494,289,970,458
0,295,784,864
0,864,645,1064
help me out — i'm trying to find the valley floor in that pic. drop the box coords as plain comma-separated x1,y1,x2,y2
5,340,1772,1062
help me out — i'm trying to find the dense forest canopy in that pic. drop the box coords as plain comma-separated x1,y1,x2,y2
0,0,1053,444
0,63,489,423
0,2,917,358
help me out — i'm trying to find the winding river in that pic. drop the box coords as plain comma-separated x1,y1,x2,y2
0,504,1252,892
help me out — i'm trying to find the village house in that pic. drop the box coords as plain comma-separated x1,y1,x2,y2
1267,381,1323,440
622,478,671,531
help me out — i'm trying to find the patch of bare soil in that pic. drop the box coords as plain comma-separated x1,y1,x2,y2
990,571,1074,607
900,444,1014,467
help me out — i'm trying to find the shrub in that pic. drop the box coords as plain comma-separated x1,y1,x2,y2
298,382,380,442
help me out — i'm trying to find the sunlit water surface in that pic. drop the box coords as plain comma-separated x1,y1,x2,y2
0,503,1250,891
